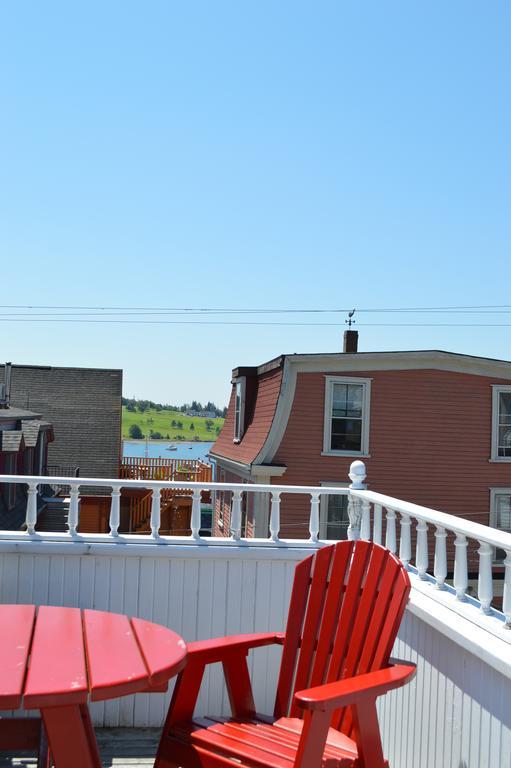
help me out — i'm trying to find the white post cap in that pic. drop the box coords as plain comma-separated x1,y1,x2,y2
348,460,367,489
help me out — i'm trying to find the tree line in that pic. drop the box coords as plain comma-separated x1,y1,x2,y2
122,397,227,418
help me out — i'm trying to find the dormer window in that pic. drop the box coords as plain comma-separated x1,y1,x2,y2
233,378,246,442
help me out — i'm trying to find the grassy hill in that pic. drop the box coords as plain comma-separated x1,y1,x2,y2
122,406,224,441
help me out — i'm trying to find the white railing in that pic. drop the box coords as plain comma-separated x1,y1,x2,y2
0,465,365,545
348,483,511,630
1,459,510,631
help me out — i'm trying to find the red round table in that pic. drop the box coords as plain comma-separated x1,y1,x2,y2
0,605,187,768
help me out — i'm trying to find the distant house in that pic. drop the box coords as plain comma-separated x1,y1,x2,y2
0,363,123,479
210,333,511,548
0,368,54,527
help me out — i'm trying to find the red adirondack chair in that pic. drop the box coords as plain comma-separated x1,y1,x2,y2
155,540,415,768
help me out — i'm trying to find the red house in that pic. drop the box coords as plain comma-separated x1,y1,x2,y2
210,334,511,549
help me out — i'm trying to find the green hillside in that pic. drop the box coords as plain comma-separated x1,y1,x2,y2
122,406,224,441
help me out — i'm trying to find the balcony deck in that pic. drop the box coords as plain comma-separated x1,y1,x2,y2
0,728,159,767
0,463,510,767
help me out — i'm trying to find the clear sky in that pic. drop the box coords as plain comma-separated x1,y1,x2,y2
1,2,510,407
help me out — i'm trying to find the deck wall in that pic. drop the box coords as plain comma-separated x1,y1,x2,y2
0,541,509,768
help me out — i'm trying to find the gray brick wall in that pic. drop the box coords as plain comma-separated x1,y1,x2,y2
0,365,122,479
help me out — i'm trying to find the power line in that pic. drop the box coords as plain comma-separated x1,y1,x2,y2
2,318,511,327
1,303,511,314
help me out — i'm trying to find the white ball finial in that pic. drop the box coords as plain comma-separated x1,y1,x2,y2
349,460,367,489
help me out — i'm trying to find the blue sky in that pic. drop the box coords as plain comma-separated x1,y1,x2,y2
1,2,509,406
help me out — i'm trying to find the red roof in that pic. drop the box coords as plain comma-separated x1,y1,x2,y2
210,363,283,466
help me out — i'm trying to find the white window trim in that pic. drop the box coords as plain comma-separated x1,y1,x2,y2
319,481,349,539
489,487,511,562
322,376,371,456
491,385,511,462
233,377,246,443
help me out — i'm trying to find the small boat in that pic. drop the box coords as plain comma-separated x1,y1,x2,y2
166,444,177,451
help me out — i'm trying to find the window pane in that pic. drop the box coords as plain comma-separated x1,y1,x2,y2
495,495,511,530
332,383,363,418
498,427,511,457
346,385,363,417
499,393,511,425
326,495,349,540
332,384,348,417
331,419,362,451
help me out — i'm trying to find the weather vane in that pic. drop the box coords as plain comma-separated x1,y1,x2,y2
345,309,356,328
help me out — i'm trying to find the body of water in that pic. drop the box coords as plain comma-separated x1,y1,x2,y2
122,440,214,462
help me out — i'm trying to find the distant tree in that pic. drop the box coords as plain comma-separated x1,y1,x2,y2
137,402,148,413
193,435,200,441
205,419,214,431
215,426,221,435
129,424,143,439
222,407,227,418
150,431,162,439
126,402,136,412
166,433,170,439
177,420,184,430
171,419,177,428
189,423,195,431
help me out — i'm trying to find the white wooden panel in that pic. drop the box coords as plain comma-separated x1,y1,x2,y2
378,610,511,768
0,542,510,768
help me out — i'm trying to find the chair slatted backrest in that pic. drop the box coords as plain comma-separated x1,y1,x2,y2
273,540,411,735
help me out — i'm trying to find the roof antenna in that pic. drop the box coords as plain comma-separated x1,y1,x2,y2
345,309,356,328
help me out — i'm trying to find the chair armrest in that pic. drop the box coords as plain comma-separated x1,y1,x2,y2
295,662,416,712
187,632,284,664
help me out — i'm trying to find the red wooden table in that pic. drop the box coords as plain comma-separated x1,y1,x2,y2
0,605,187,768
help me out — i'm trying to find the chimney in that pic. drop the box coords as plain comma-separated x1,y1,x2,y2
0,362,12,407
343,330,358,354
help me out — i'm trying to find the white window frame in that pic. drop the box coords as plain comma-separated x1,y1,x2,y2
233,378,246,443
491,385,511,461
489,487,511,562
322,376,371,456
319,482,349,540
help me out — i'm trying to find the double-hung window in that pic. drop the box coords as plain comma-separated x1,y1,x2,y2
233,378,246,443
323,376,371,455
490,489,511,562
491,386,511,460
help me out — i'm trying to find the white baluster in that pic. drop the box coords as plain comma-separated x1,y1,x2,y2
26,482,38,534
477,541,493,614
309,492,320,542
454,534,468,601
347,494,361,541
109,485,121,536
360,498,371,541
347,461,367,542
150,488,161,538
434,526,447,589
230,489,242,540
416,520,429,579
399,514,411,567
503,550,511,628
269,491,281,542
68,483,80,536
191,489,202,539
385,508,396,553
373,503,382,545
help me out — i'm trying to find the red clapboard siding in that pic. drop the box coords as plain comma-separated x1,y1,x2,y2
272,369,511,557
